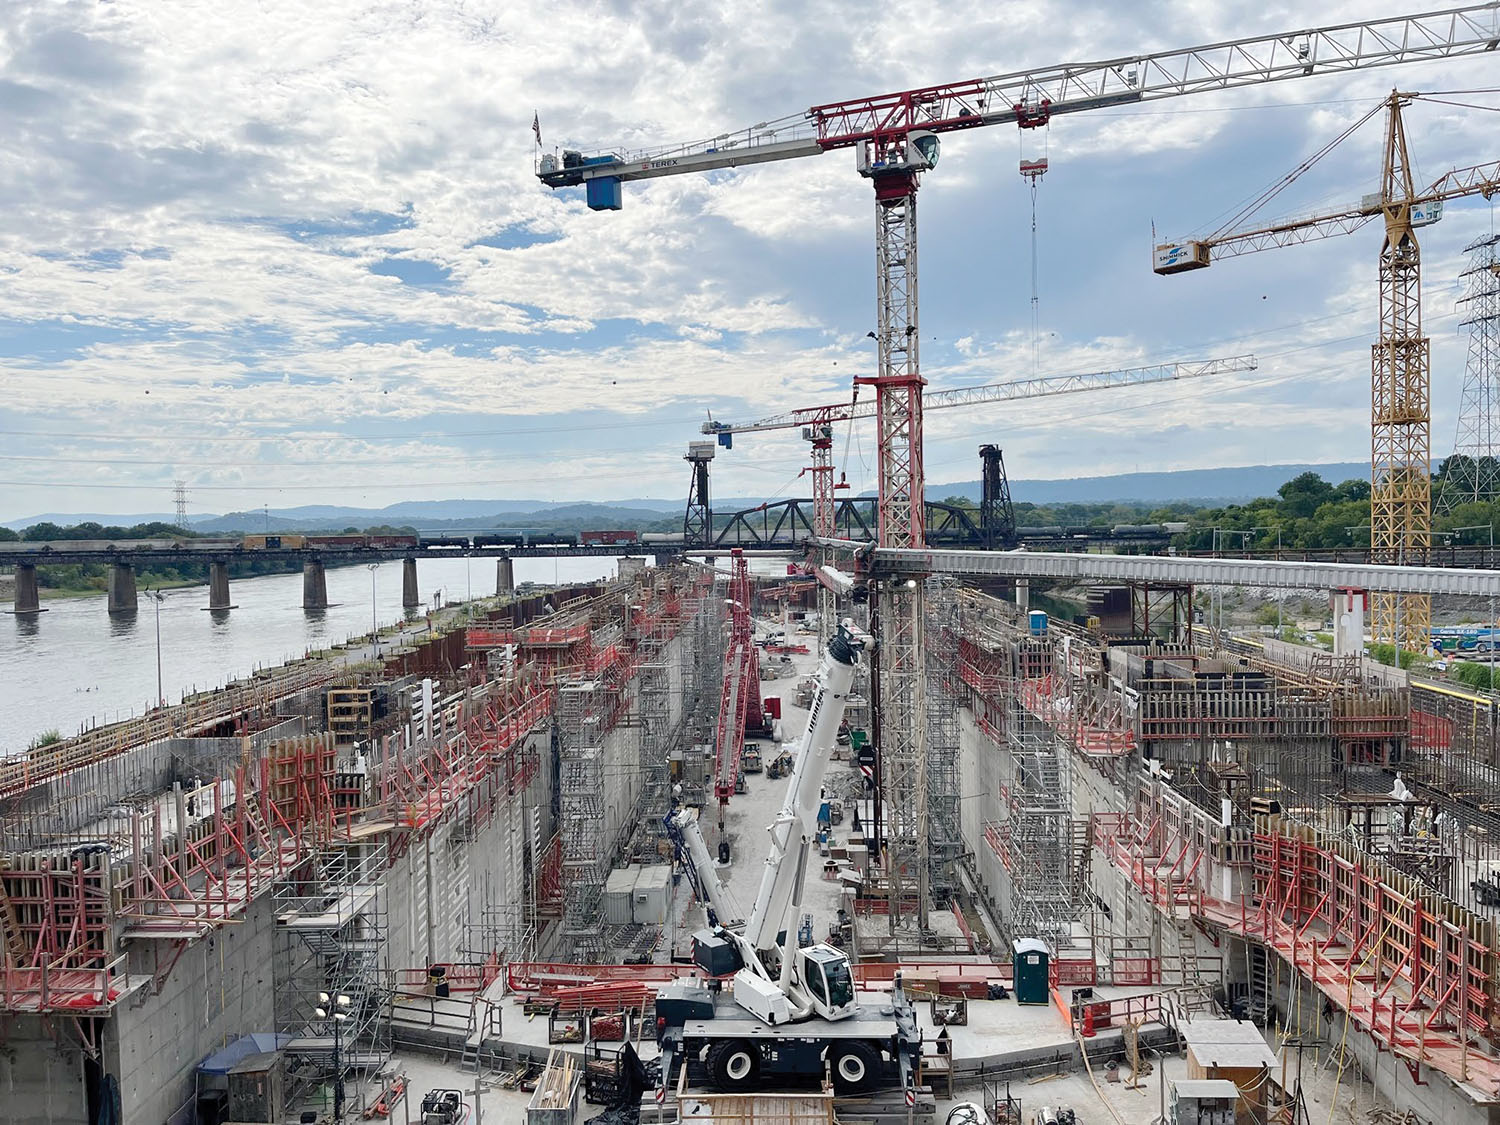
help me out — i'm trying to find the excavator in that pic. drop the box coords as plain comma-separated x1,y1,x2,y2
660,622,921,1096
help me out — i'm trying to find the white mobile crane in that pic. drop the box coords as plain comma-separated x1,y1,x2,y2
657,622,920,1096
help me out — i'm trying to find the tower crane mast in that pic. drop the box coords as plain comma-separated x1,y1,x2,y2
539,4,1500,928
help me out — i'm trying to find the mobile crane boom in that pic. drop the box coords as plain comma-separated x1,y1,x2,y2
655,622,916,1097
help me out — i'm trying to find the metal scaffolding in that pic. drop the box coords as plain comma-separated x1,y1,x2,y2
636,661,674,859
274,837,392,1115
924,576,962,905
557,681,607,962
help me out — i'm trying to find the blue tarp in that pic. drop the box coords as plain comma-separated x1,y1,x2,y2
198,1033,291,1075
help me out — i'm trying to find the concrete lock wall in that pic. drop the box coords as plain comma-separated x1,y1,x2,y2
383,725,553,971
109,893,280,1125
0,1017,90,1125
956,710,1011,923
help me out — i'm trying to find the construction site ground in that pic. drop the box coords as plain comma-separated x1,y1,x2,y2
366,1019,1386,1124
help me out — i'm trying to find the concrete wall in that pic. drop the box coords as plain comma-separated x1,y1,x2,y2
384,726,551,971
957,709,1009,922
109,892,280,1125
0,1018,88,1125
1269,957,1499,1125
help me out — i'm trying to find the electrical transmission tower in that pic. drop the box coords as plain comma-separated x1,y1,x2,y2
1439,235,1500,512
173,481,188,528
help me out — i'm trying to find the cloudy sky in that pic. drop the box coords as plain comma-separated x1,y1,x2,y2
1,1,1498,521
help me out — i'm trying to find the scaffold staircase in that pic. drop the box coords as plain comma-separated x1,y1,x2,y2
460,991,503,1073
1069,818,1094,900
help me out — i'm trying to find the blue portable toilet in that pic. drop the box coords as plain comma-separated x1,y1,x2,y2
1028,610,1048,637
1012,938,1051,1005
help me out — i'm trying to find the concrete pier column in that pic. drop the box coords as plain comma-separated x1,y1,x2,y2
402,557,420,609
1332,587,1367,657
107,563,138,614
496,555,515,598
1015,578,1030,613
208,561,233,610
302,560,329,610
12,564,42,614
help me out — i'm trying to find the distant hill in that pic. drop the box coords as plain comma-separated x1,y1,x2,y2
4,463,1372,533
928,462,1370,506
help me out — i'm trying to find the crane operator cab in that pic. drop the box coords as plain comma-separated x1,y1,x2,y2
799,943,857,1019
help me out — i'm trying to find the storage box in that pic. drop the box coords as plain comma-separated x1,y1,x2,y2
632,864,671,925
604,866,640,927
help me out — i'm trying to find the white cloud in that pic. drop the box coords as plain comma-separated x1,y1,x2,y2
1,0,1497,517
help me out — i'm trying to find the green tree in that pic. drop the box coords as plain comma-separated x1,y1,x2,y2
1278,472,1336,518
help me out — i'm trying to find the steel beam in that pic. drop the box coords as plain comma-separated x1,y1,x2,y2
813,541,1500,597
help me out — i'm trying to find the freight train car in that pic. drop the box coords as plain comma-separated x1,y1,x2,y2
580,530,640,547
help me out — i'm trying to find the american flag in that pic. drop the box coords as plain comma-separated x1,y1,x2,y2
532,113,541,146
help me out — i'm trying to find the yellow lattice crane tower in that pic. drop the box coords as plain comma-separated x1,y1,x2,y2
1374,92,1432,650
1155,91,1500,652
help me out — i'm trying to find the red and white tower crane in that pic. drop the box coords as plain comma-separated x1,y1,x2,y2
539,5,1500,926
713,549,763,846
708,357,1257,644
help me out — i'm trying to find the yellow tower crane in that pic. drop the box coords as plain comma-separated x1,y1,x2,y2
1154,91,1500,652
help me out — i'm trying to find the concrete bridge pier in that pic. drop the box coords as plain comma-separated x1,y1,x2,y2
107,563,138,614
11,564,43,614
1015,578,1029,613
1332,587,1366,657
402,557,420,609
302,560,328,610
496,556,514,598
208,561,235,610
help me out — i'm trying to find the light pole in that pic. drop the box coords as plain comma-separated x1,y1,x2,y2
147,589,165,707
1454,525,1496,665
1250,526,1283,635
366,564,380,654
1208,528,1250,642
316,991,351,1122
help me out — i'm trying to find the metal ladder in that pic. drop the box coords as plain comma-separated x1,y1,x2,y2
0,880,28,967
1246,941,1271,1025
1173,914,1201,985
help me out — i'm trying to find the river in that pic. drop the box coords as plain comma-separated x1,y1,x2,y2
0,554,625,756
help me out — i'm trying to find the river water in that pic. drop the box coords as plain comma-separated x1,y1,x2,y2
0,555,624,756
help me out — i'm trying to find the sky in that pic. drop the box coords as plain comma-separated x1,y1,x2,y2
1,1,1498,522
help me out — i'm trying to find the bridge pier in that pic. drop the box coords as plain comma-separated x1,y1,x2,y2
107,563,138,614
496,556,514,598
302,560,328,610
208,561,234,610
1332,588,1366,657
1015,578,1029,613
11,564,42,614
402,557,420,609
